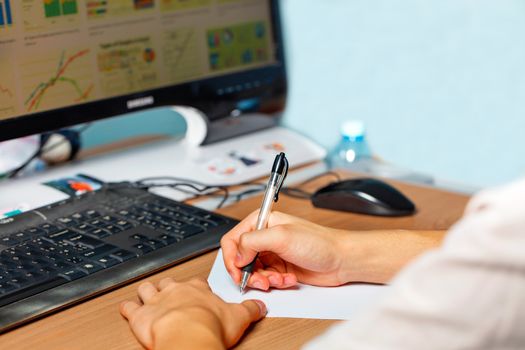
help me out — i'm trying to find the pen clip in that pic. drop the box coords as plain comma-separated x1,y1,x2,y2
273,155,289,202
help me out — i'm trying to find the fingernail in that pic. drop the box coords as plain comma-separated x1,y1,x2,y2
235,253,242,262
254,300,267,316
253,281,263,289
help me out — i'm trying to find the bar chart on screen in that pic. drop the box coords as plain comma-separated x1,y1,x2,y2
0,0,13,27
161,0,213,13
86,0,155,21
0,0,14,35
22,0,80,31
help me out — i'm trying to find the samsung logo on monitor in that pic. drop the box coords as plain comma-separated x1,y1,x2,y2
127,96,154,109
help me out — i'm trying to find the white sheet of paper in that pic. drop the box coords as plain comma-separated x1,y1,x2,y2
208,250,388,320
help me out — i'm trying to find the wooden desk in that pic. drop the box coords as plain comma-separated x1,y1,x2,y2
0,176,470,350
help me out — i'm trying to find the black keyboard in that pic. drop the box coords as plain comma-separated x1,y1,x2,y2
0,183,237,332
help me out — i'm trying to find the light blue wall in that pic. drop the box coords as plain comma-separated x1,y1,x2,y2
84,1,525,188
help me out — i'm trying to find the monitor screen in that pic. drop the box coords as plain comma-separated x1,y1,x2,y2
0,0,286,142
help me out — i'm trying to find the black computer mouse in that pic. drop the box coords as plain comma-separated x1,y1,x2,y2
311,178,416,216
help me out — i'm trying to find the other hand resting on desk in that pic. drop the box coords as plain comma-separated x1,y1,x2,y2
120,277,266,350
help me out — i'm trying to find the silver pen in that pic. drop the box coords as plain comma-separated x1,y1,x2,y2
239,152,289,293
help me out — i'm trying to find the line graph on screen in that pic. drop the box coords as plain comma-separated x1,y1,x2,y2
22,49,95,113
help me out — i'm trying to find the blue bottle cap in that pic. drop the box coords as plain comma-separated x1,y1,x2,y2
341,120,365,141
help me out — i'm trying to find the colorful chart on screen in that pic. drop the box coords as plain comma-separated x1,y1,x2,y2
0,0,275,121
86,0,155,20
161,0,212,12
97,36,158,97
162,28,202,84
21,48,95,113
0,59,17,120
21,0,80,32
207,21,270,71
0,0,14,35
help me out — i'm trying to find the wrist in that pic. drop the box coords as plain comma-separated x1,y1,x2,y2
153,308,225,350
337,230,446,284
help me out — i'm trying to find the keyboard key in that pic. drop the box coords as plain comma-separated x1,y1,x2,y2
28,257,54,267
1,235,19,246
132,243,152,255
65,235,104,249
88,219,105,227
82,210,101,218
130,234,148,241
145,239,166,250
8,276,30,288
57,217,78,227
34,266,57,275
102,225,122,235
94,256,119,268
157,234,178,245
77,262,103,275
116,220,133,230
65,256,84,264
86,228,110,239
196,213,227,226
23,227,46,237
75,223,94,232
82,244,117,259
42,229,76,244
70,213,84,221
22,271,44,281
143,219,162,228
110,249,137,262
39,224,61,234
59,268,88,281
117,209,131,217
195,220,214,228
13,231,33,242
173,225,204,238
50,260,72,270
101,215,118,223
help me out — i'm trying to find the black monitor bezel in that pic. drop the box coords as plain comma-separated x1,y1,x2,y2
0,0,286,143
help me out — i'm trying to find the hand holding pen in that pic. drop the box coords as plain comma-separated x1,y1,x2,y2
239,152,289,293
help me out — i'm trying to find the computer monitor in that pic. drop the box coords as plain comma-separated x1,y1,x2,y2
0,0,286,144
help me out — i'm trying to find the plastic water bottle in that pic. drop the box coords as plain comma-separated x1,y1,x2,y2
328,120,372,170
327,120,434,184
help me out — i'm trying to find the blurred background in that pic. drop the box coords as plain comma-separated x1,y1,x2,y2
82,0,525,188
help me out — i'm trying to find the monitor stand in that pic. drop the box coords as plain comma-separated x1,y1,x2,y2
172,106,279,147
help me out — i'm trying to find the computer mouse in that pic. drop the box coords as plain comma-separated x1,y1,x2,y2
311,178,416,216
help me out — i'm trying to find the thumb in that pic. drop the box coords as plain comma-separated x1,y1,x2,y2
235,227,289,267
241,299,267,323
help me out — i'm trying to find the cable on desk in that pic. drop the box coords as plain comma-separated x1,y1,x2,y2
135,176,267,209
72,171,341,211
281,171,341,200
3,123,92,179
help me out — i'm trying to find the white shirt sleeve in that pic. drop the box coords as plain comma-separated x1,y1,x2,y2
304,178,525,350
